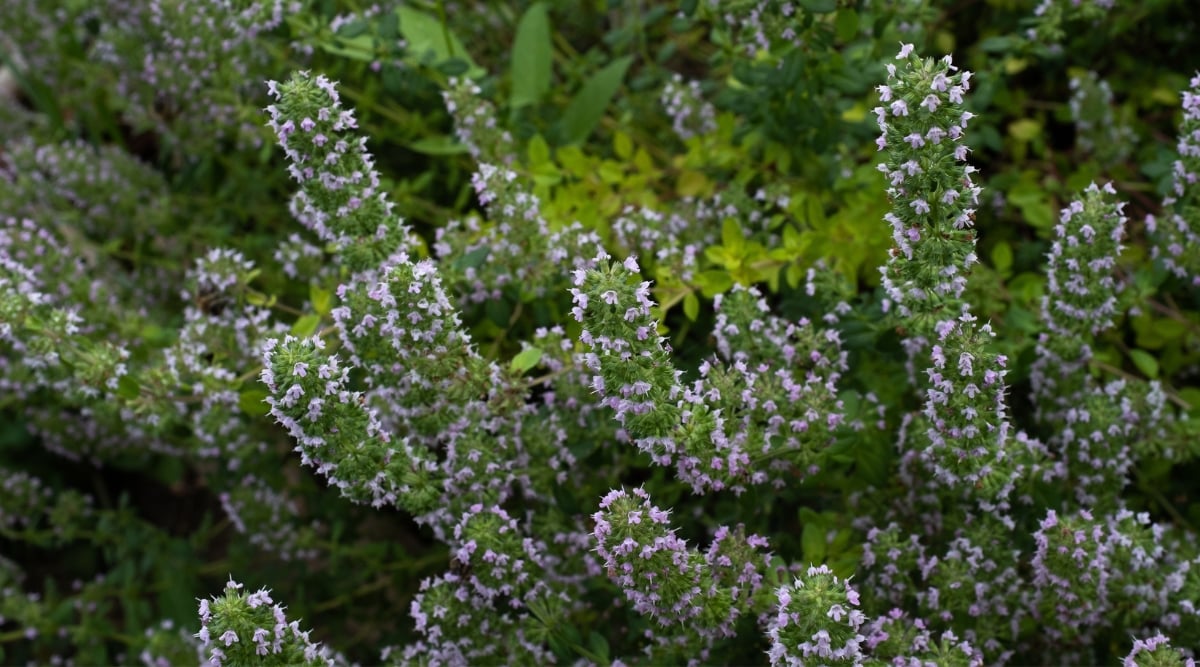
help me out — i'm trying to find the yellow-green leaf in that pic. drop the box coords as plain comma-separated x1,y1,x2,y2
1129,349,1159,379
683,292,700,321
310,283,332,316
510,346,543,373
292,314,321,338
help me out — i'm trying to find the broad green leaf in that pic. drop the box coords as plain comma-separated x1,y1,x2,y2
510,347,543,373
408,135,470,155
510,3,552,108
798,0,837,12
683,292,700,321
310,283,332,316
991,240,1013,275
239,389,271,417
835,8,859,42
558,56,633,145
397,6,484,77
1129,349,1160,379
116,375,141,400
291,314,321,337
802,522,827,563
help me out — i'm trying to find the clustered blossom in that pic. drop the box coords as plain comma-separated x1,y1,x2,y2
1147,72,1200,285
875,44,980,325
266,70,417,274
766,564,867,665
660,74,717,141
436,161,600,304
916,312,1017,500
1122,633,1198,667
1068,71,1135,166
860,609,984,666
195,579,338,666
442,78,517,165
261,334,441,514
573,258,845,493
91,0,301,153
1030,183,1128,419
593,487,762,643
1026,0,1117,45
1029,508,1199,652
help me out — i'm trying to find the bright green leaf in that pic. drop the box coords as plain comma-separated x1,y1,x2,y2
310,283,332,316
408,135,470,155
802,522,827,563
991,240,1013,275
557,56,633,145
1129,349,1160,379
510,347,543,373
510,3,552,108
397,6,483,77
683,292,700,321
291,314,321,338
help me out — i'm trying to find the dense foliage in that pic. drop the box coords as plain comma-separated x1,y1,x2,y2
2,0,1200,665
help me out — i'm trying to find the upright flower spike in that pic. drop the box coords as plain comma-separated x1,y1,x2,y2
766,564,868,666
1031,182,1128,420
260,335,442,515
1147,72,1200,285
265,71,416,274
875,44,981,328
592,487,740,637
195,578,340,667
573,259,845,493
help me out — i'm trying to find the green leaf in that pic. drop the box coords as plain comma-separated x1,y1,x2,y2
683,292,700,321
802,522,827,564
990,240,1013,275
721,218,745,254
510,3,552,108
397,6,483,77
291,314,321,337
408,135,470,155
116,375,141,400
798,0,837,12
239,389,271,417
1129,349,1160,379
510,347,544,373
310,283,332,316
835,8,859,41
557,56,633,145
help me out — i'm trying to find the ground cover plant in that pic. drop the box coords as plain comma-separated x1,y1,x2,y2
2,0,1200,664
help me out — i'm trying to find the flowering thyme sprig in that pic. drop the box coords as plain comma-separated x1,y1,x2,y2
573,257,845,492
766,564,867,665
1147,72,1200,285
195,578,339,666
1122,633,1198,667
266,71,416,274
917,311,1015,499
660,74,717,141
261,334,441,514
593,487,752,638
1030,182,1128,419
875,44,980,328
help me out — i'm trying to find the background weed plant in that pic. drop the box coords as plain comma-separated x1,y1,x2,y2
2,0,1200,665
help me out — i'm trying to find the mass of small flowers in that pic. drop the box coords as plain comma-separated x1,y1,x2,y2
3,1,1200,666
